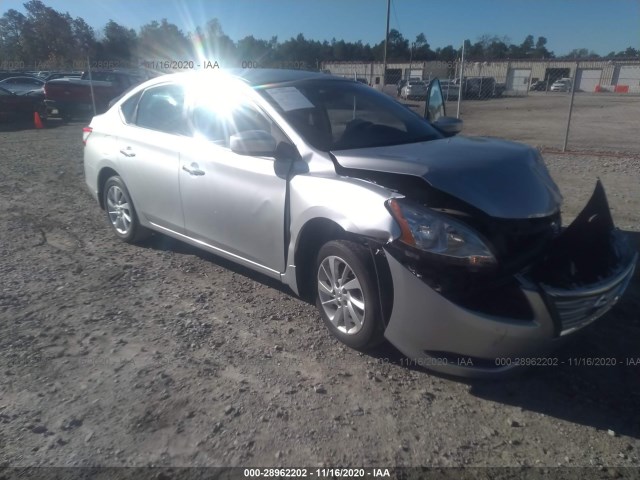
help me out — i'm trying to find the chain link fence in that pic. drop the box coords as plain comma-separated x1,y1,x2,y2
323,59,640,156
2,56,639,155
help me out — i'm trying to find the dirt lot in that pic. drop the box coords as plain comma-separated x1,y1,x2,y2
1,119,639,473
457,93,640,155
394,89,640,155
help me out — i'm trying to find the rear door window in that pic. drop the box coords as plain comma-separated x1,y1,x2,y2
135,84,188,135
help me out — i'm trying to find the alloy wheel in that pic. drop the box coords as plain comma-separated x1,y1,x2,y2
317,255,366,335
106,185,132,235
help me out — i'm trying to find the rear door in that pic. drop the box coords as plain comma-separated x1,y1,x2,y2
116,83,188,233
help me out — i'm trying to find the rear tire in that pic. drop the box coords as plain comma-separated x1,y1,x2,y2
103,176,150,244
315,240,384,350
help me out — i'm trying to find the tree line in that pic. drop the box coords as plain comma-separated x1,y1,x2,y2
1,0,638,71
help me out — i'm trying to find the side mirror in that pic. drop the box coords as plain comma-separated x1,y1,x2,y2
425,78,463,136
230,130,277,156
424,78,446,122
433,116,463,136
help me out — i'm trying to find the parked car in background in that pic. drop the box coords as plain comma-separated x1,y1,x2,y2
0,76,45,93
550,78,572,92
0,85,45,122
83,70,636,377
45,70,147,120
529,80,548,91
44,72,82,82
462,77,505,99
400,79,427,99
440,79,460,100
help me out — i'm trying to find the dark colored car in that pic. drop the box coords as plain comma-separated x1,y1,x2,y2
529,80,548,91
45,70,147,120
0,76,45,93
462,77,505,99
44,72,82,82
0,85,45,122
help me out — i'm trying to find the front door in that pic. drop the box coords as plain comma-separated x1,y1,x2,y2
179,99,289,275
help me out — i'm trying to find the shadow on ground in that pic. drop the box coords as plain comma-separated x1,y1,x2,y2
0,117,70,132
141,229,640,438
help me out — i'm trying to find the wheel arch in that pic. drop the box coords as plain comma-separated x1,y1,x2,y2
292,217,394,326
97,167,120,210
293,217,348,302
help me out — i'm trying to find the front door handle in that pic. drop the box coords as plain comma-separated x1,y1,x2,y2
119,147,136,157
182,163,205,176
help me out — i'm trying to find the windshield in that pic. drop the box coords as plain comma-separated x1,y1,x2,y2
260,79,442,151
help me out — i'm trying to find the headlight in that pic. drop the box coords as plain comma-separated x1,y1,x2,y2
387,198,496,266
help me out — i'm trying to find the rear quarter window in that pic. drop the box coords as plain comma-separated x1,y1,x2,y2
120,91,142,124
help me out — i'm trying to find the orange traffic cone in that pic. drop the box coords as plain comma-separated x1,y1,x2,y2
34,111,44,129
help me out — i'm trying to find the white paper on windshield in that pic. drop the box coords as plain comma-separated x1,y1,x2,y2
266,87,314,111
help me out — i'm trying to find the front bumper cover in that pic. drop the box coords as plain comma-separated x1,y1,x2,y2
382,181,637,378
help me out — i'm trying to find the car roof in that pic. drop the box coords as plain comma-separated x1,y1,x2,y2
141,69,349,92
226,68,338,87
1,76,43,81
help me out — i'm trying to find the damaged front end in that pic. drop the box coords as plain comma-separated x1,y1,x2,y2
524,180,636,336
381,181,637,377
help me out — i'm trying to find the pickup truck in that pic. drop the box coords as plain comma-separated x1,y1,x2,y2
44,70,147,120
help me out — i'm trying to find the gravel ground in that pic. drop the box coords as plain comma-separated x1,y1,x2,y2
1,121,639,471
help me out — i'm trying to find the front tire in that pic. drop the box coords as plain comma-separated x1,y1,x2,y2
315,240,384,350
103,176,149,243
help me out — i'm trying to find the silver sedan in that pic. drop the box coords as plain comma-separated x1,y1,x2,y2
83,70,636,377
401,80,427,99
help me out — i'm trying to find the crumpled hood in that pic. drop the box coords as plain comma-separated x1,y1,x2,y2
331,136,563,219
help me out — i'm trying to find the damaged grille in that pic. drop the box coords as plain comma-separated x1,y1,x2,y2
542,260,635,335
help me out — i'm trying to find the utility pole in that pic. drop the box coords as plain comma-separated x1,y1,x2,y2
563,61,579,152
409,42,415,69
456,41,465,118
382,0,390,89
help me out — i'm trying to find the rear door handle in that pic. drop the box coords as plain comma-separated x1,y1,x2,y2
119,147,135,157
182,163,205,176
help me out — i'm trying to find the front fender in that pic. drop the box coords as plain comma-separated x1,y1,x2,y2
283,174,401,293
290,174,400,241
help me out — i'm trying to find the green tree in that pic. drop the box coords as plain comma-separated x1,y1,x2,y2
372,29,409,61
71,17,97,58
102,20,138,64
20,0,75,66
137,19,191,62
237,35,273,65
202,18,236,64
0,9,27,60
564,48,599,59
413,33,435,60
435,45,458,62
533,36,552,58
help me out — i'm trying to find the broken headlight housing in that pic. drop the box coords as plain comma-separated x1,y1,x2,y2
387,198,497,267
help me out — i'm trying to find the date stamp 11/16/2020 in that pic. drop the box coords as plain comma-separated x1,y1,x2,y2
386,356,640,369
137,59,309,71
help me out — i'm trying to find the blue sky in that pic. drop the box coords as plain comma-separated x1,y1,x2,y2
2,0,638,55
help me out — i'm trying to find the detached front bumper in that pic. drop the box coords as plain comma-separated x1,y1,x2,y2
382,182,638,378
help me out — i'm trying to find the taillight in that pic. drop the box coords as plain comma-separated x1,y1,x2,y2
82,126,92,146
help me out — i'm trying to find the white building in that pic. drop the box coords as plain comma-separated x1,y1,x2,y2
322,59,640,93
